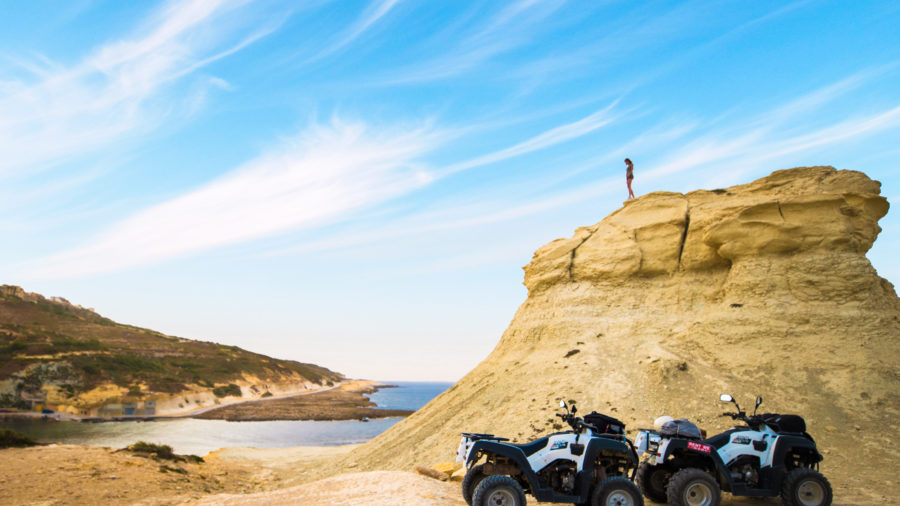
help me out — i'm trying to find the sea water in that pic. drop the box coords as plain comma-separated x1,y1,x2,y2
0,381,450,455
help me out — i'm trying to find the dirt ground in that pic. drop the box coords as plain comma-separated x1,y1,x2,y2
0,442,889,505
192,381,412,421
0,444,355,505
191,470,466,506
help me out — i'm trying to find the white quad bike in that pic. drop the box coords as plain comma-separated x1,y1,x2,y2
633,394,832,506
457,400,643,506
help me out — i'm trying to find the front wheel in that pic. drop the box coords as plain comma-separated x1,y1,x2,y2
781,468,833,506
472,475,526,506
636,461,670,503
462,464,487,505
591,476,644,506
666,468,721,506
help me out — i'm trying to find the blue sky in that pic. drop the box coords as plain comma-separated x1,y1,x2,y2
1,0,899,381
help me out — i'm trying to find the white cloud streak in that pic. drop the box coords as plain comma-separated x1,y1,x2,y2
308,0,404,62
641,83,900,185
380,0,565,84
441,100,622,175
0,0,277,177
28,120,438,278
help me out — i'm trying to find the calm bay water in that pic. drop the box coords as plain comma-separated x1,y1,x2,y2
365,381,451,410
0,381,450,455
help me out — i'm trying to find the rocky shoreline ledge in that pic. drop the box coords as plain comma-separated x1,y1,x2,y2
192,380,413,421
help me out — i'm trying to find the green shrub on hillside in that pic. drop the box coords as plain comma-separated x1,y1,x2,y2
0,394,29,410
0,429,37,448
126,441,203,463
49,337,105,351
212,384,242,398
127,441,177,460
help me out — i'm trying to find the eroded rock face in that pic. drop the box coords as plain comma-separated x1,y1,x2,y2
346,166,899,503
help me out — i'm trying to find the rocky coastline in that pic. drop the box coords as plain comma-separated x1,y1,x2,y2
192,380,412,421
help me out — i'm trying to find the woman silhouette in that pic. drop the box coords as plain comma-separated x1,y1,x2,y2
625,158,635,199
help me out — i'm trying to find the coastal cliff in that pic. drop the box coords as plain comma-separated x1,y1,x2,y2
344,166,900,502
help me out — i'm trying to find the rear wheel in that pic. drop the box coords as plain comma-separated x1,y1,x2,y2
472,475,526,506
781,468,832,506
636,461,670,503
462,464,487,505
666,468,721,506
591,476,644,506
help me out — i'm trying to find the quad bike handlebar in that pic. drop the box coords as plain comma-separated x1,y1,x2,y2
721,411,766,430
556,412,599,433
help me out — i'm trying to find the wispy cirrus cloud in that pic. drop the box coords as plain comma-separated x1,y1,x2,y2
380,0,567,84
26,95,623,277
639,70,900,185
441,100,623,175
27,119,439,278
0,0,283,177
308,0,405,62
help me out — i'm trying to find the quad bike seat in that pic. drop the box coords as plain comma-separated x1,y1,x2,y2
758,413,806,434
513,437,550,456
659,418,703,439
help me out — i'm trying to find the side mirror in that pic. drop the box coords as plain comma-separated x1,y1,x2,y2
754,396,763,414
720,394,733,403
571,404,577,414
560,400,567,409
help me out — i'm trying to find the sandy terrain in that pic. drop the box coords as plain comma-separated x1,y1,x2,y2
0,444,464,506
192,471,466,506
2,442,883,505
0,444,356,505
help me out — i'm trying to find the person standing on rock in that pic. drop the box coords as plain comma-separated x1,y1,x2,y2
625,158,635,199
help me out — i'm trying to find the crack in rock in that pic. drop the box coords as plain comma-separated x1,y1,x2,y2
568,229,596,282
677,206,691,269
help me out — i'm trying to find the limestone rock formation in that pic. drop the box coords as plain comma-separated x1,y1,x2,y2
343,166,899,503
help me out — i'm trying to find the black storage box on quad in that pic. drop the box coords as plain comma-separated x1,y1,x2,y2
584,412,625,435
760,413,806,434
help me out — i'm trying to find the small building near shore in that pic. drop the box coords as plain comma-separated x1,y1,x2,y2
21,391,47,412
95,400,157,417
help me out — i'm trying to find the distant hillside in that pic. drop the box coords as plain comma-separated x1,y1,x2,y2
0,285,343,413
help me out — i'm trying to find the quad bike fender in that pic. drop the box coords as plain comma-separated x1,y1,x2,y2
660,438,732,489
572,437,640,500
762,435,823,492
465,440,544,493
771,434,822,465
